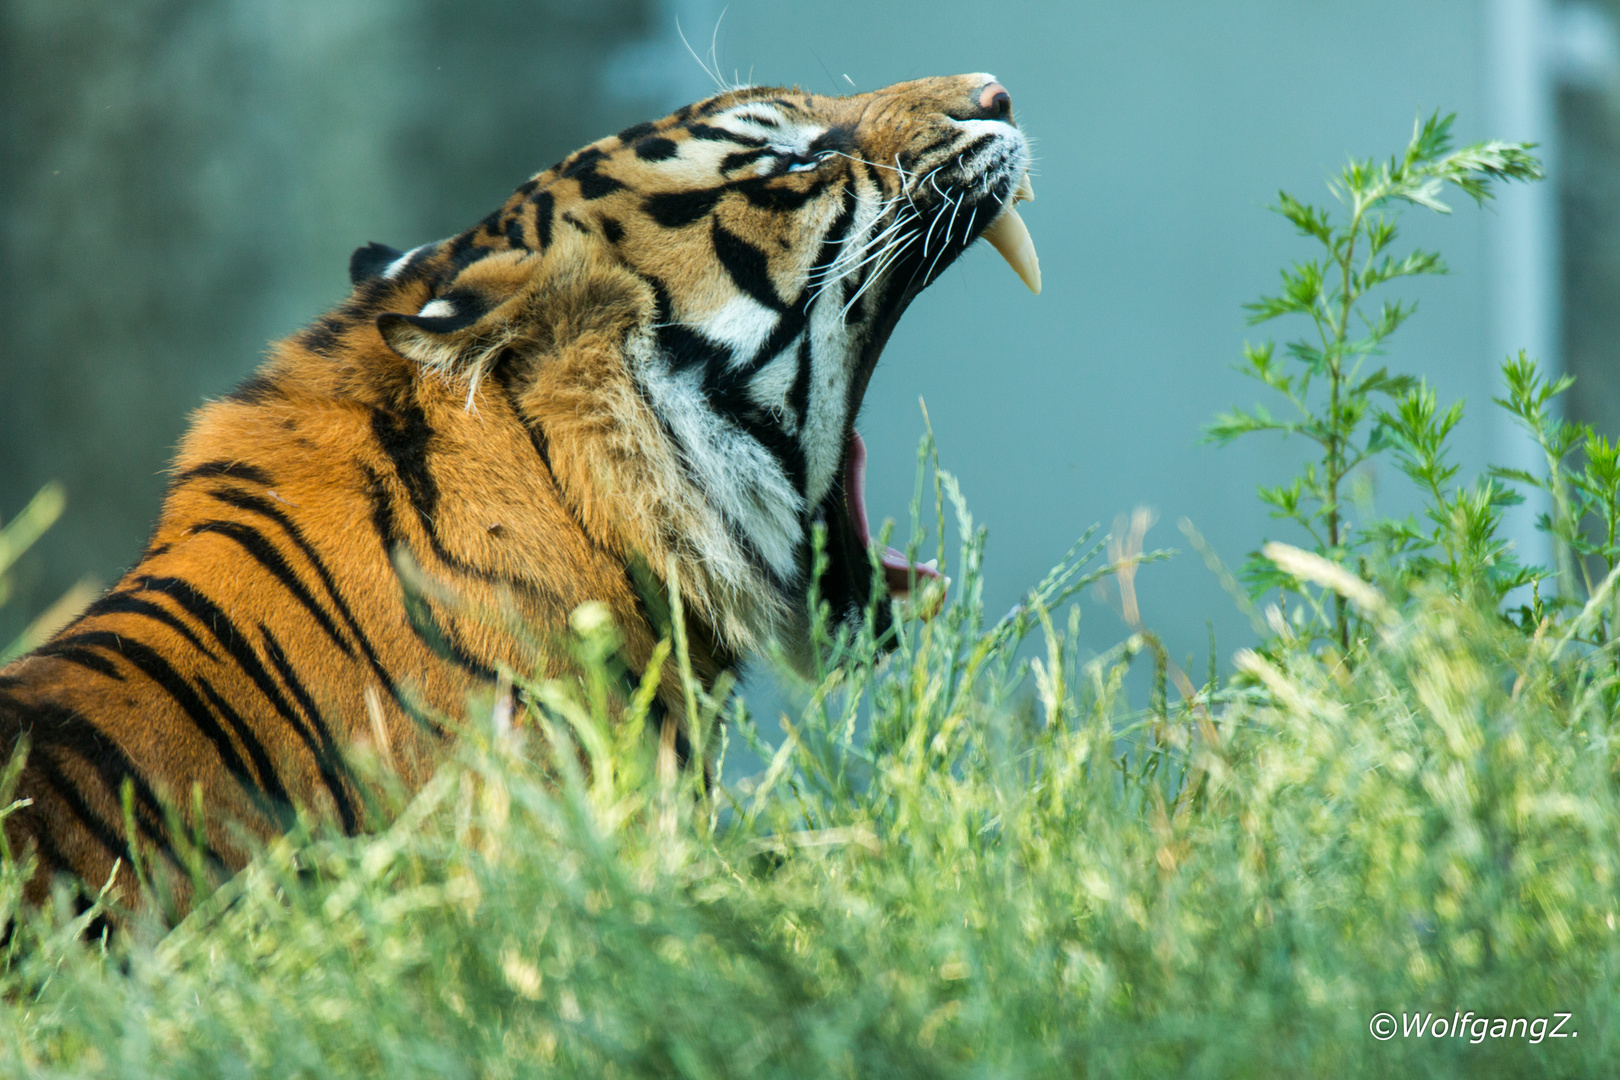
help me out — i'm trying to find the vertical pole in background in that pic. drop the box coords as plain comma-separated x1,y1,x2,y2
1485,0,1620,589
1484,0,1559,583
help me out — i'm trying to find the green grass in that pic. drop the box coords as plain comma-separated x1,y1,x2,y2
2,483,1616,1078
3,118,1618,1078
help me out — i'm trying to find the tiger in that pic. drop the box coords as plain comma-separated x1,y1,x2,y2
0,73,1038,914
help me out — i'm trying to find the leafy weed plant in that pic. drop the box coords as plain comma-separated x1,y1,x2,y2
1206,114,1541,650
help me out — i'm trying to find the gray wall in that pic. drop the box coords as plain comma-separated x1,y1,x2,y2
6,1,1614,700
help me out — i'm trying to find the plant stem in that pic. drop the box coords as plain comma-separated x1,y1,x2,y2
1325,201,1364,652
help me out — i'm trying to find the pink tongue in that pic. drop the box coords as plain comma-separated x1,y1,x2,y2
845,431,942,596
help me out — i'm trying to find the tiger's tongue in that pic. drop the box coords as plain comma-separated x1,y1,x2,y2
845,431,942,596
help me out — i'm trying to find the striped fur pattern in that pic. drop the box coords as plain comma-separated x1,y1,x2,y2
0,74,1030,910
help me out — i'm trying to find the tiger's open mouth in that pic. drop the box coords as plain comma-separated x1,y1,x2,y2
844,430,941,597
818,168,1037,632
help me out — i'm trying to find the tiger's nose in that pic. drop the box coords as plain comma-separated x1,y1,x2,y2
978,81,1012,118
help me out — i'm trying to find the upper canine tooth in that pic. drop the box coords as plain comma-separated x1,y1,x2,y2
981,206,1041,294
1014,174,1034,204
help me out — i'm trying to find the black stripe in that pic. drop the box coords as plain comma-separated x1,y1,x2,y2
643,187,725,229
172,460,273,488
734,174,827,213
616,121,657,143
4,694,185,873
226,373,282,404
370,404,440,524
32,636,126,681
657,321,732,374
810,185,859,290
195,676,295,820
635,137,678,162
720,148,771,173
130,575,368,809
368,404,567,607
189,520,354,659
560,146,608,178
80,592,219,661
712,219,787,312
703,333,809,496
102,635,260,796
399,585,499,682
958,132,996,159
28,748,152,873
577,171,626,200
259,627,359,834
913,133,958,161
300,315,348,358
789,332,813,430
645,277,733,374
686,123,764,146
26,816,77,881
200,486,406,719
530,190,555,250
359,465,492,720
734,410,806,495
503,216,529,251
362,464,399,566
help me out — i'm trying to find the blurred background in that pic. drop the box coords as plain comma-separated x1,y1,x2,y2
4,0,1619,710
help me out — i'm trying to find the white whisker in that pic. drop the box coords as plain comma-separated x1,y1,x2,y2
918,193,963,289
675,18,727,92
839,232,917,321
809,227,912,304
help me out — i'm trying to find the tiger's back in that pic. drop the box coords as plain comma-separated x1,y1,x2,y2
0,73,1037,911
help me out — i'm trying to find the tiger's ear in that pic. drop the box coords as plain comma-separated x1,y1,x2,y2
376,289,503,374
377,243,645,381
375,250,544,377
349,242,404,284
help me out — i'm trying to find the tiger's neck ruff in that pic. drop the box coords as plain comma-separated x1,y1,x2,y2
0,74,1036,909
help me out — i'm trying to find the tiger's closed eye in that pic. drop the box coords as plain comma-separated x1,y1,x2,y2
786,150,836,173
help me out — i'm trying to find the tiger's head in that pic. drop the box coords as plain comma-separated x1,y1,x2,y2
315,73,1038,671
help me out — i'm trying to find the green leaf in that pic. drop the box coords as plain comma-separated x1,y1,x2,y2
1274,191,1334,244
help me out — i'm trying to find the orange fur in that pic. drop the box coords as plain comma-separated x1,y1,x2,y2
0,74,1030,914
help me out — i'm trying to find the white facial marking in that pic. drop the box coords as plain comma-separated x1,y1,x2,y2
716,104,826,160
691,295,781,367
748,342,803,430
636,360,804,582
416,298,456,319
801,290,855,507
383,243,430,280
